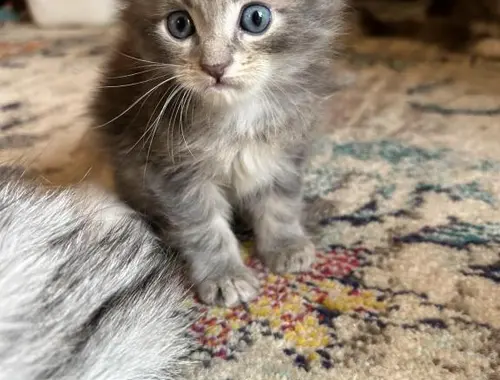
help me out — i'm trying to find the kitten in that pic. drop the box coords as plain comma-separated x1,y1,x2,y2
0,166,193,380
92,0,344,307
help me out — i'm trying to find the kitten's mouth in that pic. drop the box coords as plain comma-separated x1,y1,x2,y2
207,78,239,91
214,81,229,88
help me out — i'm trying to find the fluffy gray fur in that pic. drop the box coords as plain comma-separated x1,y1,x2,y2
0,167,193,380
92,0,345,307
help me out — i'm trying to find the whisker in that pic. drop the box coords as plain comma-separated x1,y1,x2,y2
126,88,171,154
261,79,282,136
103,64,166,80
98,71,173,89
268,77,309,129
178,89,195,158
92,75,183,129
118,51,183,68
120,75,165,136
165,86,185,164
260,86,276,137
144,85,184,179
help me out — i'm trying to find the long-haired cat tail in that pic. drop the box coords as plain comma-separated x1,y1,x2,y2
92,0,345,307
0,166,194,380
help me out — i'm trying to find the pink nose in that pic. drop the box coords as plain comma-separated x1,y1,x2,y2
201,61,231,80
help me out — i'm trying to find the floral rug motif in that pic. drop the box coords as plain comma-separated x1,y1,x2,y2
1,25,499,380
189,244,382,371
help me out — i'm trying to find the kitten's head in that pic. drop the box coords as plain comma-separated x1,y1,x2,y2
120,0,344,105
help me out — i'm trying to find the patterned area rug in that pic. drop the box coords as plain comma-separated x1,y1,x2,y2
1,24,500,380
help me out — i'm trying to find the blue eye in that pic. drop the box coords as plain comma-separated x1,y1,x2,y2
166,11,195,39
240,4,272,34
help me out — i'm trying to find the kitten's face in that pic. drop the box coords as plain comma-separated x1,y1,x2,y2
123,0,342,105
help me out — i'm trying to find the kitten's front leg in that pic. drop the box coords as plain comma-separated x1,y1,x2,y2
248,171,316,274
167,181,259,307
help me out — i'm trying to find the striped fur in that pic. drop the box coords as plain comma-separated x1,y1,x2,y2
0,167,194,380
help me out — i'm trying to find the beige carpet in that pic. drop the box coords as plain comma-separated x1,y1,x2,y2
1,24,499,380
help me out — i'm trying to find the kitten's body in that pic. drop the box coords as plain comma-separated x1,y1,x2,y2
93,0,344,306
0,167,192,380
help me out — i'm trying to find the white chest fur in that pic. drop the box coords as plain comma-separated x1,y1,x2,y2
230,142,284,196
212,142,285,197
211,97,289,196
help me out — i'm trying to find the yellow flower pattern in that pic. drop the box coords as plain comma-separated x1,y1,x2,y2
190,244,386,369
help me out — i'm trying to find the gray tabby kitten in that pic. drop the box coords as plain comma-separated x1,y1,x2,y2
92,0,344,307
0,167,193,380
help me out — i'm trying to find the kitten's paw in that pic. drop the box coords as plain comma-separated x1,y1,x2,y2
196,265,260,307
261,238,316,274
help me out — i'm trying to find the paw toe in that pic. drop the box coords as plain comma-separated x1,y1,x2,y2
264,239,316,274
196,267,259,307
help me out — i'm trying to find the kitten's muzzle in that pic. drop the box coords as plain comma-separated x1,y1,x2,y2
201,60,232,82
